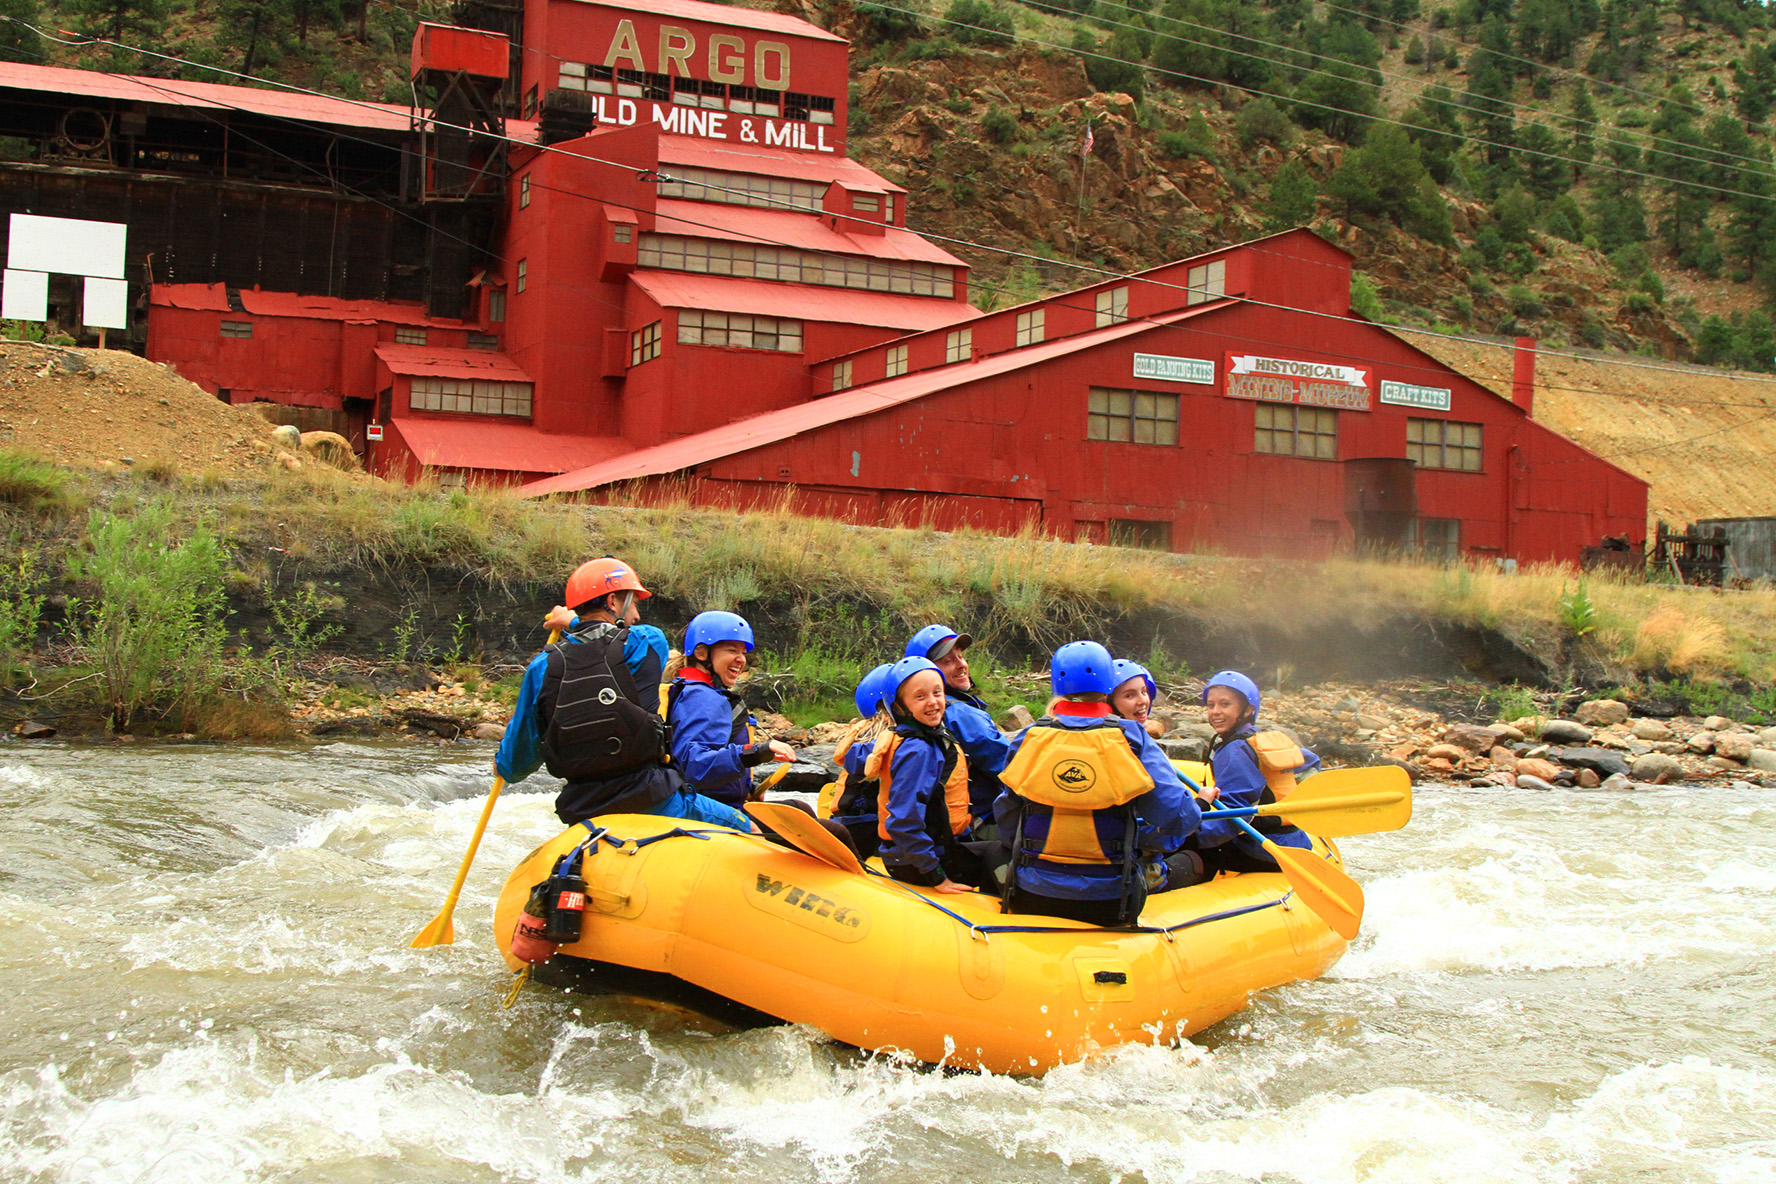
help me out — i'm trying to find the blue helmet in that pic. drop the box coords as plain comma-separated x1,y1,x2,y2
1201,670,1260,717
883,656,943,714
1051,641,1117,697
905,624,972,660
1112,659,1157,703
684,611,755,655
854,662,895,717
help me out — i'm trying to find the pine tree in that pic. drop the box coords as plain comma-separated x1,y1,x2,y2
1567,80,1598,180
1518,122,1568,198
67,0,168,43
1265,158,1319,231
0,0,41,62
1405,84,1465,183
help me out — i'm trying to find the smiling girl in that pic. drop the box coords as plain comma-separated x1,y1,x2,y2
666,611,793,816
865,656,986,893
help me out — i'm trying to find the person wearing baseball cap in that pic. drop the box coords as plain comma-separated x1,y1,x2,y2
904,623,1010,818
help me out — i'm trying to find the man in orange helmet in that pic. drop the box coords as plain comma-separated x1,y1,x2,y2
496,557,733,827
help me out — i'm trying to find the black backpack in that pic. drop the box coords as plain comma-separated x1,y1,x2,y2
540,626,667,783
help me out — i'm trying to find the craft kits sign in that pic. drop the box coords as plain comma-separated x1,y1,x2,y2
1378,379,1453,411
1132,352,1215,385
1224,353,1371,410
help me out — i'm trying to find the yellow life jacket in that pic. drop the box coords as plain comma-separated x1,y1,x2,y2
1247,730,1305,801
998,718,1154,865
817,718,886,819
865,731,971,842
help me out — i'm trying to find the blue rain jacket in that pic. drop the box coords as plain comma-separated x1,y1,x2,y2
879,728,960,882
495,622,669,784
668,675,758,808
1201,724,1319,858
944,686,1012,816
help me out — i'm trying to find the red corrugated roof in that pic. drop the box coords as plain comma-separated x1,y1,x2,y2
0,61,414,132
520,307,1213,496
652,199,965,266
241,291,448,327
629,271,976,330
394,418,632,473
150,283,231,312
588,0,846,42
657,136,902,192
375,343,532,381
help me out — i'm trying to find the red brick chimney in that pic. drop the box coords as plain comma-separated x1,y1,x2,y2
1512,337,1537,417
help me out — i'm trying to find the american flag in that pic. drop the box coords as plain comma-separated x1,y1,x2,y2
1082,121,1094,156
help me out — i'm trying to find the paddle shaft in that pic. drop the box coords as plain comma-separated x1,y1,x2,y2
1229,816,1363,940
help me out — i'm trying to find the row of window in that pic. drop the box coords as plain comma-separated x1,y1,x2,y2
410,377,533,418
219,321,498,350
554,63,837,122
637,234,955,297
1081,389,1486,470
678,309,802,352
658,166,826,213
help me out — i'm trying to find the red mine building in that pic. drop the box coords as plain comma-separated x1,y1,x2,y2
0,0,1646,562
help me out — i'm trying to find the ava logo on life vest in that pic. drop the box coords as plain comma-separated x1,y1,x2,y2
1051,759,1098,793
747,872,872,941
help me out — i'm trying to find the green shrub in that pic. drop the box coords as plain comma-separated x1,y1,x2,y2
944,0,1014,45
0,448,81,515
1557,579,1597,637
1235,97,1294,148
67,500,231,730
981,107,1017,144
0,546,44,684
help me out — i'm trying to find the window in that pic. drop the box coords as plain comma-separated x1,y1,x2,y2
613,224,633,244
655,167,826,213
831,360,852,392
558,61,616,94
1407,418,1484,471
884,193,895,224
519,174,530,209
409,377,533,417
467,332,499,350
219,320,252,338
1411,517,1461,561
1016,309,1045,346
631,320,661,366
852,192,880,212
1087,387,1179,445
885,343,908,377
394,326,427,346
637,234,955,297
945,328,973,363
1186,260,1226,305
1110,519,1172,550
488,289,506,323
1095,286,1128,327
1254,404,1338,459
677,310,803,353
523,85,538,117
515,259,527,293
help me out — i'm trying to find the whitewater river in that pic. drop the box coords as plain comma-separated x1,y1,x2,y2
1,741,1772,1183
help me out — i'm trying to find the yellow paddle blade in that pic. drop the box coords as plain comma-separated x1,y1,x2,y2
410,911,456,949
745,800,864,875
1264,838,1365,940
1263,766,1413,838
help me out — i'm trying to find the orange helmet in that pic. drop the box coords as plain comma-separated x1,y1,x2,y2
564,557,650,610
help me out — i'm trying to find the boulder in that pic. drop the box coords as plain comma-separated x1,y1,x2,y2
1442,723,1502,754
1158,736,1209,761
1488,746,1519,772
1425,743,1472,763
1631,753,1683,783
1708,756,1745,772
1686,731,1716,754
1758,727,1776,747
1747,749,1776,773
269,423,302,449
1515,757,1561,781
804,721,852,744
1145,719,1166,738
1714,733,1754,763
1172,721,1218,742
1704,715,1738,732
1516,774,1556,790
467,721,506,741
1575,699,1629,727
1550,747,1631,778
1354,713,1391,732
1575,768,1601,788
1539,719,1594,745
761,761,833,794
12,720,55,739
1491,722,1528,743
1600,773,1633,792
300,430,361,472
999,704,1035,731
1631,719,1674,742
1424,757,1457,777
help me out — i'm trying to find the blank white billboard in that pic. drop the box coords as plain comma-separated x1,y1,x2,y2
7,213,127,279
84,277,128,329
1,268,47,321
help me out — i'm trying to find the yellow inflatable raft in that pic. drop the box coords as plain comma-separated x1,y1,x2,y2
494,813,1350,1074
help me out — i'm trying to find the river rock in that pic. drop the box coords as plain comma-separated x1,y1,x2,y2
1708,756,1745,771
1704,715,1738,731
1601,773,1633,791
1491,722,1528,743
468,721,506,741
1424,756,1457,777
1759,727,1776,747
1145,718,1166,738
1631,719,1674,741
1517,774,1556,790
1172,721,1218,742
1489,746,1518,772
1575,768,1601,788
1516,757,1561,781
1631,752,1683,783
1425,743,1472,763
1575,699,1629,726
1442,723,1501,753
1551,747,1631,778
762,762,833,794
1687,731,1716,754
1714,733,1754,763
1000,704,1035,731
1539,719,1593,745
1747,749,1776,773
1158,736,1209,761
1353,713,1390,731
270,423,302,449
12,720,55,738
